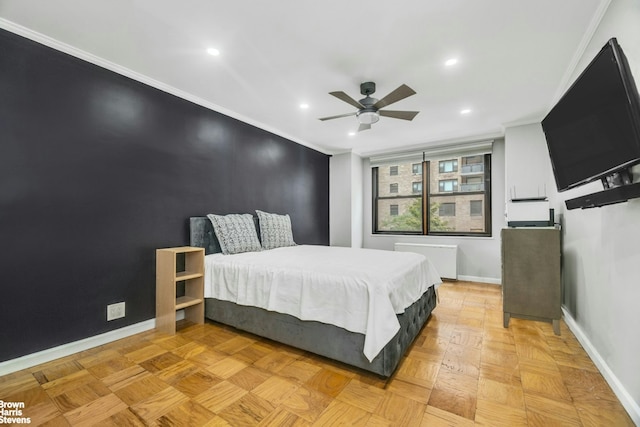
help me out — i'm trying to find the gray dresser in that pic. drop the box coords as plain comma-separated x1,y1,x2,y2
501,227,561,335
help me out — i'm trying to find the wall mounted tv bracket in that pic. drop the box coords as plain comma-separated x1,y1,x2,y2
566,165,640,209
602,167,633,189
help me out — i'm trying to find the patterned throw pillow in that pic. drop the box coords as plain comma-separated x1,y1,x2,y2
207,213,262,255
256,210,296,250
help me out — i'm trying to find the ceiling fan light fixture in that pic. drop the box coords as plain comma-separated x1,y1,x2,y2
319,82,418,129
357,110,380,125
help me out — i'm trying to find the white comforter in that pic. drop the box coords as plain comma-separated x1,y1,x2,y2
203,245,441,361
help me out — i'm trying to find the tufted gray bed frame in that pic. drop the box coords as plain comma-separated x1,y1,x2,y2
189,216,437,377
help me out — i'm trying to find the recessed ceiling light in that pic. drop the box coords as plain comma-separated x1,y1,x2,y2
348,131,356,136
460,109,472,115
299,103,309,109
207,48,220,56
445,58,458,66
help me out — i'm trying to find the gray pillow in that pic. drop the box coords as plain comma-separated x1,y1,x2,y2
207,213,262,255
256,210,296,250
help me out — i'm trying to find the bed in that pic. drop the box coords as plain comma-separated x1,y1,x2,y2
189,215,440,377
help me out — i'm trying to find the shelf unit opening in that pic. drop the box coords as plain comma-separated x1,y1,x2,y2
156,246,205,334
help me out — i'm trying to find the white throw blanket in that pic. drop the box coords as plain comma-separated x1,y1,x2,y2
203,245,442,361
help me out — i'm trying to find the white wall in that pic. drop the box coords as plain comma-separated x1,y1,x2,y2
350,153,364,248
506,0,640,420
361,138,506,283
329,152,364,248
555,0,640,420
329,153,352,247
504,123,557,219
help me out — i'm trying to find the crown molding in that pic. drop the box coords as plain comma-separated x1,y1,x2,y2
0,18,332,156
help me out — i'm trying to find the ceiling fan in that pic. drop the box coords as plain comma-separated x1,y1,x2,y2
318,82,419,131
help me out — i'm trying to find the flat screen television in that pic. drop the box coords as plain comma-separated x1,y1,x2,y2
542,38,640,209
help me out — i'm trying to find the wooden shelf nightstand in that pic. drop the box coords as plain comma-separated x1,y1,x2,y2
156,246,205,334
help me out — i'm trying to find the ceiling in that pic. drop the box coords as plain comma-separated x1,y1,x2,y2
0,0,608,156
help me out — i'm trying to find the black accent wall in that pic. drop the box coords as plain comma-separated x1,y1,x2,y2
0,29,329,362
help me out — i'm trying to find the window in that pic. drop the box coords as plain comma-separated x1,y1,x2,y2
439,159,458,173
390,165,398,176
439,179,458,192
470,200,483,216
461,176,484,192
462,155,483,169
439,203,456,216
372,149,491,236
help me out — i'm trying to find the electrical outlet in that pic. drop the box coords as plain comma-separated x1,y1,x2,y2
107,302,125,321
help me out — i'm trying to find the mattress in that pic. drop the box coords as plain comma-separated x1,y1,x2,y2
204,244,442,361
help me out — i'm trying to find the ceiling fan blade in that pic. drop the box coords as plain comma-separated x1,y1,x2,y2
379,110,420,121
373,84,416,109
358,123,371,132
318,112,357,121
329,91,364,109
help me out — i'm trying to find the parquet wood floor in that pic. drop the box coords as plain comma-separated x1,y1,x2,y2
0,281,634,426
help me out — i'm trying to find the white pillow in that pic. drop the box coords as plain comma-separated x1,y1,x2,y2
207,213,262,255
256,210,296,250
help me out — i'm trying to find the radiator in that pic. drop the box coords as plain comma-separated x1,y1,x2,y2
394,243,458,280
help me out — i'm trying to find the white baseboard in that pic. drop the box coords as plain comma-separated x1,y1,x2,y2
562,307,640,425
457,275,502,285
0,311,189,377
0,319,156,376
